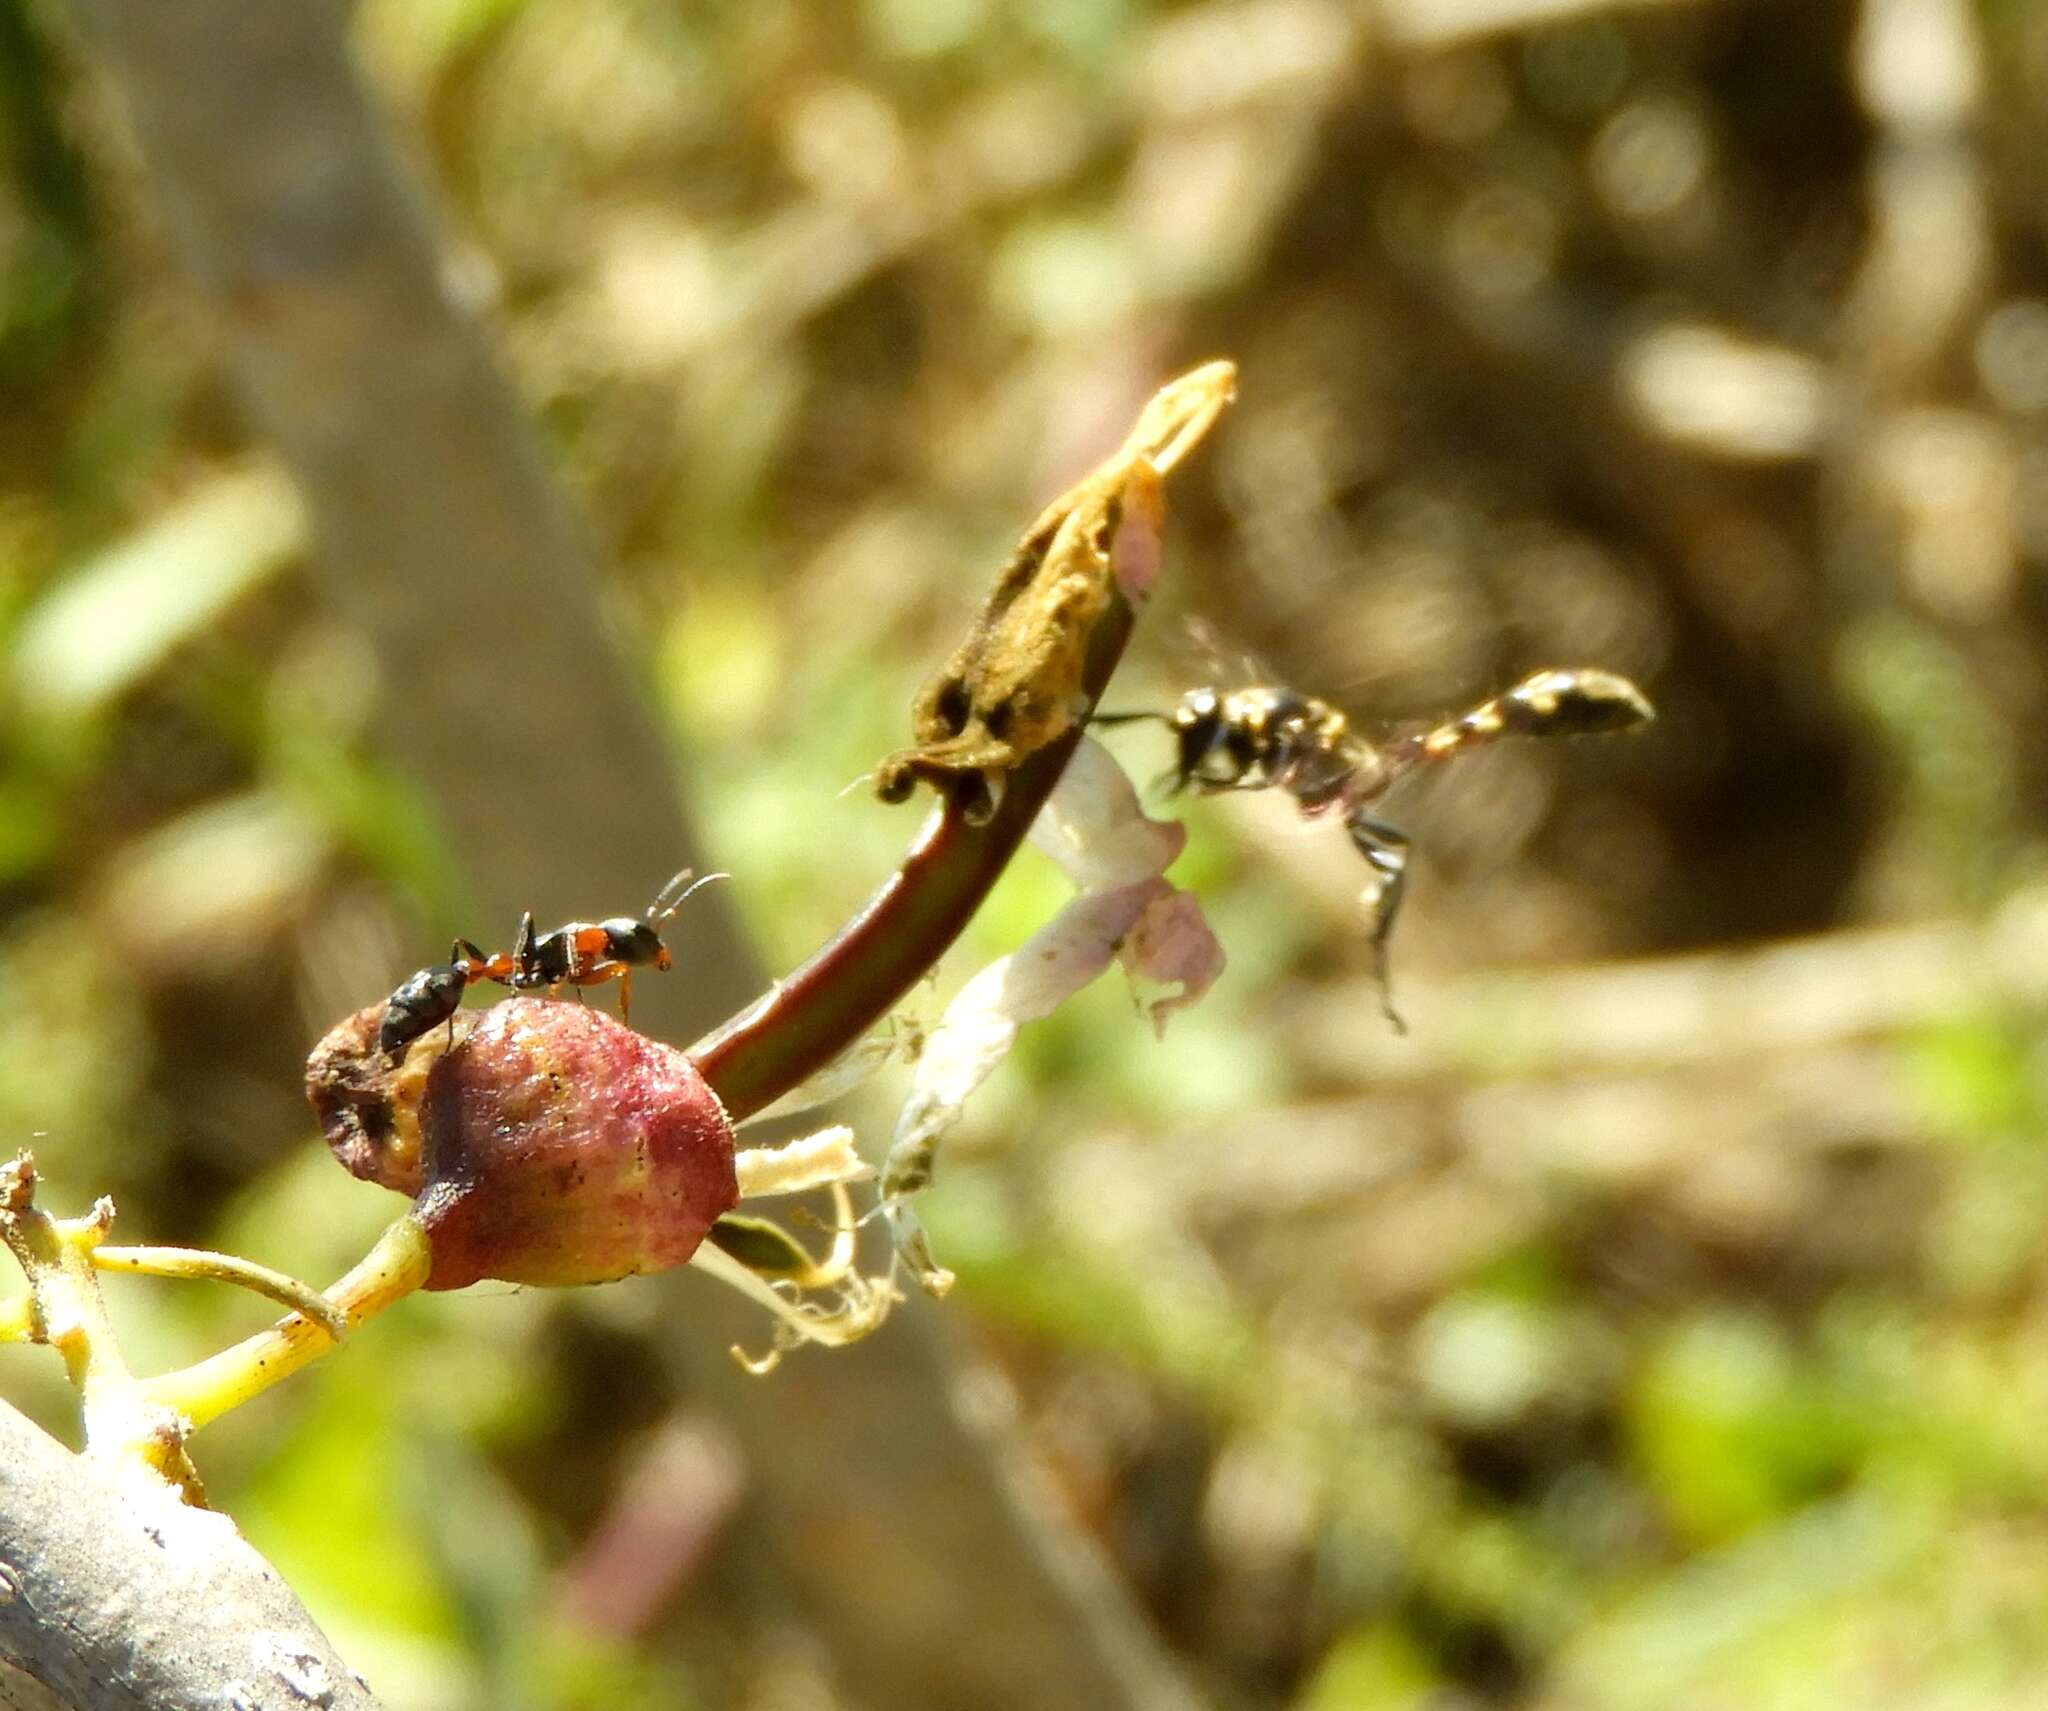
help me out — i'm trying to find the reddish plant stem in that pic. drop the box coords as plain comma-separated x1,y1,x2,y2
689,598,1135,1123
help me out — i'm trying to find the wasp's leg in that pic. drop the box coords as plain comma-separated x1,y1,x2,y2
1189,771,1282,797
1347,814,1411,1036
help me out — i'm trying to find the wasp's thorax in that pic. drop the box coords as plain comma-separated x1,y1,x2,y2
1168,686,1386,808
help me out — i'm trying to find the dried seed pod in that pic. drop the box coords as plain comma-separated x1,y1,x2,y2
307,998,738,1291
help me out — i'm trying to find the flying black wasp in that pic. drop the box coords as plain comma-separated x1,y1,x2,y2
1093,669,1653,1032
375,869,725,1057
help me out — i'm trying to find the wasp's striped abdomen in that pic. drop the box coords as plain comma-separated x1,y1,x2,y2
1421,669,1653,762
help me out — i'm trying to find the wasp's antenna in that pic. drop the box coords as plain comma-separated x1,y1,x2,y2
649,868,730,925
1088,709,1175,728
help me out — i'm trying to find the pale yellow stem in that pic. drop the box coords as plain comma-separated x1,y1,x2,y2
804,1183,861,1289
93,1243,347,1340
141,1215,431,1430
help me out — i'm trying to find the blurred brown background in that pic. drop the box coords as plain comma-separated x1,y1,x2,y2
6,0,2048,1707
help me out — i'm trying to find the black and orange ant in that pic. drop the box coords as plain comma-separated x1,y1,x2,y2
376,869,725,1057
1094,669,1653,1032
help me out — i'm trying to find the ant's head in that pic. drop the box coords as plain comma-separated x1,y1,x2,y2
598,918,670,969
602,869,728,968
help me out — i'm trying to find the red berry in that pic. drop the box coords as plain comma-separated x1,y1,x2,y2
308,998,738,1291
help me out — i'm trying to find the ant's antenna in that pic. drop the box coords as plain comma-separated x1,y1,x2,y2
648,867,730,924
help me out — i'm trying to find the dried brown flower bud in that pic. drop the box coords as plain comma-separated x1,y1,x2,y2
307,998,737,1291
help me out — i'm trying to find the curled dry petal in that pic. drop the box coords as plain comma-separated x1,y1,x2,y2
880,739,1224,1286
890,739,1222,1167
1027,736,1225,1026
869,359,1233,814
1120,888,1226,1035
886,879,1163,1195
1028,735,1185,892
307,999,738,1291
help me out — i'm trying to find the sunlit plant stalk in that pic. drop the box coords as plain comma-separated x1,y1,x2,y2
690,361,1236,1120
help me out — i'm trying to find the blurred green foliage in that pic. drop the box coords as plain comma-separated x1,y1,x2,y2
10,0,2048,1707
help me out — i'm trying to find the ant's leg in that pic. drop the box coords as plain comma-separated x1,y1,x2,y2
618,971,632,1025
514,911,538,971
1347,815,1411,1036
442,941,466,1049
575,964,630,1013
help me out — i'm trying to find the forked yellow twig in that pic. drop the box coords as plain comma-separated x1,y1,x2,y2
140,1216,431,1430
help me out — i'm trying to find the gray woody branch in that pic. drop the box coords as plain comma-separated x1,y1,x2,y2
0,1401,382,1711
